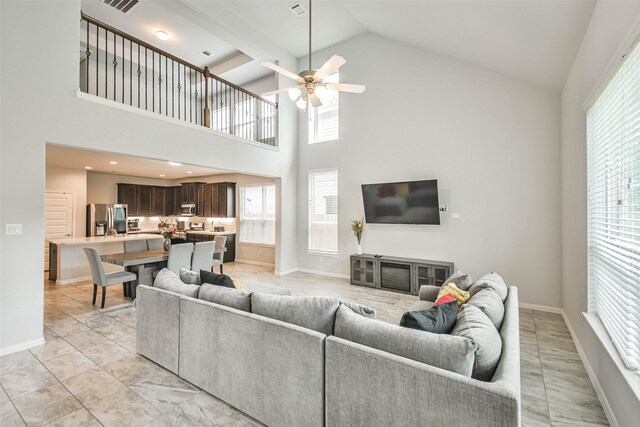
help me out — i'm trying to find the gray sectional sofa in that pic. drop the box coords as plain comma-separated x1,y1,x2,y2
136,282,520,427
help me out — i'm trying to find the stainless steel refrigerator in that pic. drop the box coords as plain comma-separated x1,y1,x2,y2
86,204,128,236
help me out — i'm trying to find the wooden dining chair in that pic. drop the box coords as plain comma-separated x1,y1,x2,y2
212,235,227,273
192,241,215,272
83,248,137,309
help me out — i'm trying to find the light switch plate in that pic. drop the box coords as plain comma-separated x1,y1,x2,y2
439,205,448,213
6,224,22,235
451,213,461,219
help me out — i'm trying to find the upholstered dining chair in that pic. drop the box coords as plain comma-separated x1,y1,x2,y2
192,241,215,273
146,238,164,251
124,239,147,253
212,235,227,273
83,248,137,309
166,243,194,275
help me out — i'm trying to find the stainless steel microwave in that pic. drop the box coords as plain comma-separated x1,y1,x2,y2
181,203,196,216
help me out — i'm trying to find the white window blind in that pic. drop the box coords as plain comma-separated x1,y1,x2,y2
240,184,276,245
587,39,640,370
308,169,338,254
309,73,339,144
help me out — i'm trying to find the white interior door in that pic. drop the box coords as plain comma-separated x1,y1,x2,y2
45,191,74,271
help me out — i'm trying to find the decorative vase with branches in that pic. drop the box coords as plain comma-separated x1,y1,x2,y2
351,218,364,255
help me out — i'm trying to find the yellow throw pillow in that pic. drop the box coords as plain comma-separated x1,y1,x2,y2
437,283,470,307
230,276,246,290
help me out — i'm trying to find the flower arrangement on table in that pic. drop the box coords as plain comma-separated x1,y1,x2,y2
157,219,177,239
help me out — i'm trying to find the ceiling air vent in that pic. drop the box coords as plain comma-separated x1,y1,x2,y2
201,50,212,57
289,2,307,17
102,0,139,14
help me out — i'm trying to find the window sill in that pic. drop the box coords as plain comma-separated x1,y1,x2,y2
238,242,275,248
307,250,339,258
583,312,640,394
309,138,339,145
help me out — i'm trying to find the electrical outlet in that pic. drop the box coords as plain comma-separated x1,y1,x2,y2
6,224,22,235
439,205,448,213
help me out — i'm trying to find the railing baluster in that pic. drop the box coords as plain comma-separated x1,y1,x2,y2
137,44,141,108
144,47,148,110
165,57,168,116
129,39,132,106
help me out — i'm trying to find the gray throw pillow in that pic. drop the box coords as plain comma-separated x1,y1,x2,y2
179,268,201,285
334,305,476,377
198,283,251,312
442,271,473,291
451,304,502,381
340,301,376,319
468,272,508,302
251,293,340,335
153,268,200,298
466,288,505,330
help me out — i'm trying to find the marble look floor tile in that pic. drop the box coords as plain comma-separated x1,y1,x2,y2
522,395,550,424
129,373,199,413
73,312,118,329
62,368,126,406
167,392,261,426
0,401,25,427
42,351,98,381
43,327,58,341
11,383,81,426
521,415,551,427
29,338,77,362
547,397,609,426
144,415,178,426
113,333,137,352
43,407,101,426
103,354,168,386
94,320,136,340
0,351,39,375
0,363,58,399
45,317,90,338
87,389,160,427
81,340,131,366
63,329,112,351
0,384,9,404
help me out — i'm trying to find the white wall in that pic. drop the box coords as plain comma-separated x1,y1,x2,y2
0,0,297,353
86,171,174,204
297,33,562,307
45,166,87,238
561,1,640,425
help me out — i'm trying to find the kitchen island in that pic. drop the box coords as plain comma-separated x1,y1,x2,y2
48,234,163,285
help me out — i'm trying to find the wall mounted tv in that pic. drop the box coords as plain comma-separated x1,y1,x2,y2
361,179,440,225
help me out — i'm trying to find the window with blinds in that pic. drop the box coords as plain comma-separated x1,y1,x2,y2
587,39,640,370
309,73,339,144
239,184,276,245
308,169,338,254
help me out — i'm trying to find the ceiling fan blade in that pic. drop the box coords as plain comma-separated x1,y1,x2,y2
314,55,346,80
262,87,295,96
309,93,323,108
262,62,302,82
326,83,366,94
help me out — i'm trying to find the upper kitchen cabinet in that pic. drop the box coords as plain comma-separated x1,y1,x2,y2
117,184,139,216
181,182,205,204
138,185,153,217
165,186,181,216
152,187,166,216
201,183,235,218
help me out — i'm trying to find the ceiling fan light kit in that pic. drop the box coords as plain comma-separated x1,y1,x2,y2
262,0,365,110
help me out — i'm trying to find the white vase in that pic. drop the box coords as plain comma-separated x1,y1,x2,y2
357,244,362,255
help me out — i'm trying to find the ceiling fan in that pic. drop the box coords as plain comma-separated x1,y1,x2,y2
262,0,365,109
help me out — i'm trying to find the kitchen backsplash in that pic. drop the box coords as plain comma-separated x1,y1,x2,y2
133,216,237,233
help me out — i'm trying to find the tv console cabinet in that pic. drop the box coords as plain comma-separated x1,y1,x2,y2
350,254,454,295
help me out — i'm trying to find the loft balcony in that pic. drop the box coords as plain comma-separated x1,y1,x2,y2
79,13,278,147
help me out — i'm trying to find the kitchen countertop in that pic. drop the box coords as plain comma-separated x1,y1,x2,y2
48,233,163,246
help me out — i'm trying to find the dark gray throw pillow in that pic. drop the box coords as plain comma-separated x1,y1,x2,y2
200,270,235,288
399,301,458,334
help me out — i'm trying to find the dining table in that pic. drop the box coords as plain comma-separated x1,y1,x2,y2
100,247,226,300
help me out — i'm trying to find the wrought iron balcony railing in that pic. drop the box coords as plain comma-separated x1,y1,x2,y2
80,13,278,146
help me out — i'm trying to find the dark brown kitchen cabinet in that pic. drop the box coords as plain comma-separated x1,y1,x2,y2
202,184,217,218
185,233,236,263
137,186,153,216
165,186,180,216
181,182,205,204
217,183,236,218
197,185,206,217
117,184,138,216
152,187,166,216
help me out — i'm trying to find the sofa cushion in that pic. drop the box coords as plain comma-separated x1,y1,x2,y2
451,304,502,381
340,301,376,319
198,283,251,312
244,282,292,296
399,301,458,334
334,305,476,377
441,271,473,291
153,268,200,298
251,293,340,335
466,288,505,330
468,272,508,302
179,268,201,285
200,270,235,288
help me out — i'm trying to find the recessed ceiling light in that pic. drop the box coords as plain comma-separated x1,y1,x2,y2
84,166,92,170
168,161,182,166
159,174,166,177
109,161,118,165
155,30,170,41
186,171,193,174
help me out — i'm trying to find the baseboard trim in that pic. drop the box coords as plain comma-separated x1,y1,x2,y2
519,302,563,314
0,337,45,357
56,275,92,285
234,259,275,267
296,268,350,280
561,311,619,427
274,268,298,276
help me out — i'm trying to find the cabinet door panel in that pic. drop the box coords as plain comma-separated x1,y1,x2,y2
197,185,205,217
138,186,153,217
152,187,166,216
217,183,227,217
223,234,235,263
117,184,139,216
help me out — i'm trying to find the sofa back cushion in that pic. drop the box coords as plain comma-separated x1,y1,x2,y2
334,305,476,377
251,293,340,335
198,283,252,312
468,272,508,302
451,304,502,381
154,268,200,298
466,288,505,330
441,271,473,291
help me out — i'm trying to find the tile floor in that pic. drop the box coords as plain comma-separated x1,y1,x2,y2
0,263,609,426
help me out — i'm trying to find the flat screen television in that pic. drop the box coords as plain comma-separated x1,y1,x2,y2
361,179,440,225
